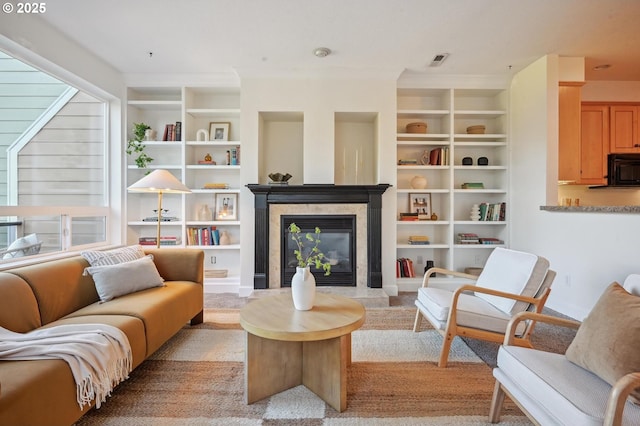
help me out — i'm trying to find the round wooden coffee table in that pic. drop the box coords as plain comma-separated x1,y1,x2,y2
239,292,365,412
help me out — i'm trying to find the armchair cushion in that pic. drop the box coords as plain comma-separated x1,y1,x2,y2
475,247,547,314
417,287,526,335
495,345,640,425
565,282,640,402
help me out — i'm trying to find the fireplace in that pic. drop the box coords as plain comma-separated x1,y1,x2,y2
282,214,356,286
247,184,390,289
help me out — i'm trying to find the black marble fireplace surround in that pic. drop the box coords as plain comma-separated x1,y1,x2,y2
247,184,390,289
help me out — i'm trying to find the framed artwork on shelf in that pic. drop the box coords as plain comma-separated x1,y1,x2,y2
409,193,432,218
215,193,237,220
209,122,230,141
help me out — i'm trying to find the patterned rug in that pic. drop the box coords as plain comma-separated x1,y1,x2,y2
76,307,531,425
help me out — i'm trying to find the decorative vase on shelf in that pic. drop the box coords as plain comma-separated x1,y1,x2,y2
291,266,316,310
197,204,212,221
144,129,157,141
219,230,231,245
470,204,481,221
411,175,427,189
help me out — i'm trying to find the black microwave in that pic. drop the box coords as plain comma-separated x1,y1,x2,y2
607,153,640,186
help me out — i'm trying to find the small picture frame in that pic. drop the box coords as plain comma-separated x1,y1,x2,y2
209,122,230,141
215,193,237,220
409,193,432,219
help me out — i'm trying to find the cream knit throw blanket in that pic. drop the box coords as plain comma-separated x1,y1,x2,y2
0,323,132,409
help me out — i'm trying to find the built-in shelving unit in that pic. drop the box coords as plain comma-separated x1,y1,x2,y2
395,87,509,290
125,86,241,292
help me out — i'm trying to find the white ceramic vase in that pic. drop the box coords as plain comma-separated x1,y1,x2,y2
291,266,316,310
470,204,481,221
197,204,212,221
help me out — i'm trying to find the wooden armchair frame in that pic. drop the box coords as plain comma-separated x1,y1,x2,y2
414,267,555,367
490,311,640,426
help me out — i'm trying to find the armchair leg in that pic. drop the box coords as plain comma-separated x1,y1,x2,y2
413,309,423,332
437,332,453,367
489,380,505,423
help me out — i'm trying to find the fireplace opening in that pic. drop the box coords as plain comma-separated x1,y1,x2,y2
281,215,356,286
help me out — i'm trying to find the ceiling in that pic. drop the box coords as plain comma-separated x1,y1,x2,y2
36,0,640,81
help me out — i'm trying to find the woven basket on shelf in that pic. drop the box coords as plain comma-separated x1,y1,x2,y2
466,125,486,134
406,122,427,134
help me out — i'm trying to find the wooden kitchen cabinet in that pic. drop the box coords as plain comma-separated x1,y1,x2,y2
610,105,639,152
558,84,582,182
580,104,609,185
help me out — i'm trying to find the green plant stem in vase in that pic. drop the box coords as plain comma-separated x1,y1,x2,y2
288,223,331,276
126,122,153,168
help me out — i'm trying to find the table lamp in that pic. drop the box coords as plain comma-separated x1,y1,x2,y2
127,169,191,248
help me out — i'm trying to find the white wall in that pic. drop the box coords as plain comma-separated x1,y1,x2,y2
239,77,397,295
582,81,640,102
510,56,640,320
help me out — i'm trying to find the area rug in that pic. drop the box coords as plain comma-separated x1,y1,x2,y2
76,307,530,425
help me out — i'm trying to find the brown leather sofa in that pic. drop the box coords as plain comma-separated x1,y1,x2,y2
0,248,204,426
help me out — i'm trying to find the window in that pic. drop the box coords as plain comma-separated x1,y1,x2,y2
0,51,109,261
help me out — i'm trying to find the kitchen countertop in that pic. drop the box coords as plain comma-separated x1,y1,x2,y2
540,206,640,213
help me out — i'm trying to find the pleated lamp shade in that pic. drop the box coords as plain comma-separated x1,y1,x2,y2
128,169,191,194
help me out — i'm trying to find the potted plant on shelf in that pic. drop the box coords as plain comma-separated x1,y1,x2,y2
126,122,153,168
288,222,332,310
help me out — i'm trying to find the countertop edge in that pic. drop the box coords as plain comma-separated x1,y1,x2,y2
540,206,640,213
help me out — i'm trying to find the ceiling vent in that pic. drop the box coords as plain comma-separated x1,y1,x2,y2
429,53,449,67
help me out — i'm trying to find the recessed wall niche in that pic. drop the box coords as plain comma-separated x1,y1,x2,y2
334,112,378,185
258,111,303,185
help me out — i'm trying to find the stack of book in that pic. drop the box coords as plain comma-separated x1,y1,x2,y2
457,233,480,244
396,258,415,278
461,182,484,189
138,236,180,246
398,159,418,165
399,213,419,221
202,182,229,189
408,235,430,245
479,237,504,245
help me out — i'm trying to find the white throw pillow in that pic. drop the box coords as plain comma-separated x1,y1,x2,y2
81,245,146,266
84,255,165,302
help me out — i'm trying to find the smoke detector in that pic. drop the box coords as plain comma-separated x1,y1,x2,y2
429,53,449,67
313,47,331,58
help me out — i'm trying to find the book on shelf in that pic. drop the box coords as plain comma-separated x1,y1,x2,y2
461,182,484,189
162,122,181,141
138,236,180,246
230,146,240,165
396,258,415,278
203,182,230,189
456,232,479,244
398,159,418,165
399,212,419,221
424,147,448,165
186,226,222,246
408,235,430,245
479,237,504,245
478,202,506,221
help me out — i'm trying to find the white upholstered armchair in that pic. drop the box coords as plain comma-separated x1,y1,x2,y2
489,275,640,425
413,247,556,367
